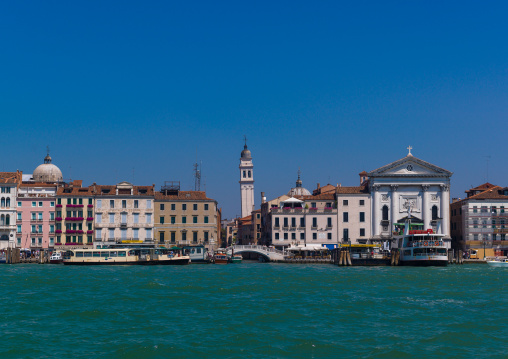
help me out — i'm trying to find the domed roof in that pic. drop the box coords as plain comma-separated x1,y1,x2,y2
287,170,311,196
33,154,63,183
241,144,252,160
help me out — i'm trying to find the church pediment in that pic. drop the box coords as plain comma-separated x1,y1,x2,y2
368,155,452,178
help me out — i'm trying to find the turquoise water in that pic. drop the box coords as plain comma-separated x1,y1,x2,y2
0,263,506,358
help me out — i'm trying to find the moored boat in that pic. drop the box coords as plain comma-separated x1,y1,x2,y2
62,248,190,265
49,252,63,264
213,253,229,264
487,258,508,267
230,254,243,263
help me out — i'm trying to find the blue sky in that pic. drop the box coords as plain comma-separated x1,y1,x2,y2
1,1,507,218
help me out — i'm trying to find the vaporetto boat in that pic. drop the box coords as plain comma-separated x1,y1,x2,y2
62,248,190,265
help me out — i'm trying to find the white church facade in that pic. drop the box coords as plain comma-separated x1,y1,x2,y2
368,148,453,243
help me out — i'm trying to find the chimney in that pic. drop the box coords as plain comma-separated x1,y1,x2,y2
317,183,320,189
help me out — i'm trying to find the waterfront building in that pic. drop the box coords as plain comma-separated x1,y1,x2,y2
55,180,95,248
239,140,254,218
237,209,262,245
154,182,219,250
367,147,453,244
260,192,289,246
94,182,154,246
16,153,63,249
336,182,371,244
450,183,508,258
0,171,22,249
17,182,58,249
222,218,239,247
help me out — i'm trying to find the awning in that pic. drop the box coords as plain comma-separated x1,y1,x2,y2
282,197,303,203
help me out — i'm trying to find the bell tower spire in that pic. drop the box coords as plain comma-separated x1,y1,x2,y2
239,137,254,218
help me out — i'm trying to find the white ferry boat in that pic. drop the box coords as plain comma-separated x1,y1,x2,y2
487,258,508,267
62,248,190,265
392,210,449,266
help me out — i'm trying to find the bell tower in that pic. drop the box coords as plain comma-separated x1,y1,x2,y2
239,136,254,218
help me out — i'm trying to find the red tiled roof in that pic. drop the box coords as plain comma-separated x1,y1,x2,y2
336,186,369,194
95,185,155,196
463,186,508,201
302,193,335,200
57,186,94,196
0,171,22,184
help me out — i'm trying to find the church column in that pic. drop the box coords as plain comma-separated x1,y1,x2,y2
372,185,381,237
390,185,398,230
440,184,450,237
422,185,430,230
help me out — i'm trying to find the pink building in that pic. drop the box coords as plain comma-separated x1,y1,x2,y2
17,183,58,249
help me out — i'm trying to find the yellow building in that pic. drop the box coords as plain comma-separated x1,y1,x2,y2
154,183,219,250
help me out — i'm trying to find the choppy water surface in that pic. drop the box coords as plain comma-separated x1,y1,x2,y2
0,263,506,358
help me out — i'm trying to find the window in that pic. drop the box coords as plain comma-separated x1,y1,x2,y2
204,204,209,210
49,237,54,246
38,202,43,207
204,231,209,242
182,216,187,224
17,225,21,233
182,204,187,210
133,228,139,239
133,213,139,223
193,216,197,224
79,198,83,205
160,204,165,211
343,200,348,206
17,201,22,207
146,228,152,239
88,198,92,205
146,213,152,224
181,231,187,241
343,228,349,241
193,232,198,243
32,202,36,207
146,200,152,209
283,217,288,228
360,228,365,237
193,204,198,211
360,212,365,222
67,198,71,204
171,216,176,224
122,200,126,208
360,200,365,206
243,170,246,178
31,212,36,220
327,217,332,227
134,200,138,209
160,232,165,242
248,171,252,178
275,218,280,227
97,213,102,223
204,216,209,224
109,213,115,223
38,212,43,220
327,233,332,240
312,217,317,228
110,200,115,208
300,233,304,240
291,233,296,240
17,212,21,220
50,201,55,207
312,233,317,240
97,200,102,208
432,206,438,220
160,216,165,224
473,206,477,213
284,233,288,240
275,233,279,240
73,198,77,205
343,212,349,222
300,218,305,227
291,218,296,227
171,204,176,211
311,202,316,208
382,206,389,221
50,212,55,220
57,198,61,205
50,224,55,233
171,232,176,243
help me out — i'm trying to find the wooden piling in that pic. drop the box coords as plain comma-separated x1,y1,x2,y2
346,251,352,266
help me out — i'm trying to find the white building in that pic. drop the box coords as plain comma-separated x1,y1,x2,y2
239,141,254,218
0,171,22,249
368,148,453,243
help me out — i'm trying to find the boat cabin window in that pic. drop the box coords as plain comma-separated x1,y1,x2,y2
101,252,109,257
93,251,100,257
118,251,126,257
84,252,92,257
197,248,201,253
76,252,84,257
110,251,118,257
128,250,136,256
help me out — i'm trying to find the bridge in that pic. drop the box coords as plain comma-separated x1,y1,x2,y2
228,245,287,262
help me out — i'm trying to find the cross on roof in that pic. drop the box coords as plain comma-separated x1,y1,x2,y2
407,145,413,156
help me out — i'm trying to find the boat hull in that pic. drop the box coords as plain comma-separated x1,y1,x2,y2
487,261,508,267
63,258,190,265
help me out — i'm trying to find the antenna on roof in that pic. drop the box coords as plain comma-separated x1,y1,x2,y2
193,153,201,191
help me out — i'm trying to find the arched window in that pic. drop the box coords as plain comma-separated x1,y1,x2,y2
5,215,9,225
0,214,4,226
6,198,10,207
432,205,438,220
382,205,389,221
0,198,4,207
